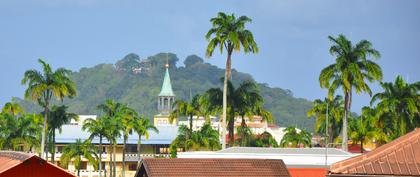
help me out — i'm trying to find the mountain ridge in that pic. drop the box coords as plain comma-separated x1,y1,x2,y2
14,53,316,131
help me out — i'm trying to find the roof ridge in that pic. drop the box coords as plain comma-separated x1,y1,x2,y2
330,128,420,175
0,151,34,161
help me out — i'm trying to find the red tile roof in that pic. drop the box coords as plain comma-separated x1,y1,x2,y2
136,158,291,177
330,128,420,176
0,151,76,177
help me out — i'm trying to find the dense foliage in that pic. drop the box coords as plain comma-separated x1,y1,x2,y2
14,53,315,131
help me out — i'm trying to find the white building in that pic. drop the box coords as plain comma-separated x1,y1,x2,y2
178,147,357,168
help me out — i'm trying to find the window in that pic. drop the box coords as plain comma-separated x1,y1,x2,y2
79,162,87,170
159,147,169,154
127,145,138,153
57,146,63,153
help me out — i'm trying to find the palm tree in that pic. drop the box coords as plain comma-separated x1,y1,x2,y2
205,80,269,146
205,12,259,149
170,94,203,133
47,105,78,163
119,105,139,177
21,59,77,158
96,100,124,177
251,131,278,147
371,76,420,138
171,123,220,151
82,116,109,177
280,127,312,148
0,112,42,151
60,139,98,177
2,102,24,116
319,34,382,151
307,96,344,144
280,127,301,147
132,116,158,167
349,107,377,153
299,130,313,147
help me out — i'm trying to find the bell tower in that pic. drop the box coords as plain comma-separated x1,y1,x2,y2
154,56,177,126
157,63,175,114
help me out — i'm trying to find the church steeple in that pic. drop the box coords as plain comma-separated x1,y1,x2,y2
157,59,175,115
158,64,175,97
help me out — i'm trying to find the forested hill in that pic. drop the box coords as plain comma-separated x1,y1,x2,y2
14,53,315,131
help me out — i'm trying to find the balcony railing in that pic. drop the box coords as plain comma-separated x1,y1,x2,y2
124,153,170,161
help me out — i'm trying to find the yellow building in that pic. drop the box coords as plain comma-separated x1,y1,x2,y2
53,63,180,177
53,121,178,177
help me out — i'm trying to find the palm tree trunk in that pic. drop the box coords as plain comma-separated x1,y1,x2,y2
360,138,364,153
137,137,141,167
113,143,116,177
46,130,50,161
51,129,55,163
328,126,333,145
99,136,102,177
122,137,126,177
240,115,246,146
342,91,349,152
109,144,113,177
189,114,193,131
221,51,232,149
228,110,235,147
41,100,49,159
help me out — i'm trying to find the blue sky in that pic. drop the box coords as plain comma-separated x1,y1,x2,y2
0,0,419,113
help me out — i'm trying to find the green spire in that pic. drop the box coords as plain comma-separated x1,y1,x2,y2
158,66,175,97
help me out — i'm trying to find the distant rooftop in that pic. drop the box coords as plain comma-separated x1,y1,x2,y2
178,147,356,168
135,158,291,177
219,147,353,156
55,124,178,145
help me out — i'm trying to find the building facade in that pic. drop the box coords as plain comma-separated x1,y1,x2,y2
52,63,180,177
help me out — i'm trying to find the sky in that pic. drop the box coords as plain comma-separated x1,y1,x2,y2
0,0,419,113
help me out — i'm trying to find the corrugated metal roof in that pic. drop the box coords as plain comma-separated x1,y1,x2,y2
55,125,178,145
136,158,291,177
219,147,352,156
330,128,420,176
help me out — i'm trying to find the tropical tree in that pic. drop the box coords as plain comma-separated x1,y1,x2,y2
170,94,203,134
119,106,136,177
132,116,158,167
83,116,109,177
280,126,312,148
171,123,220,151
2,102,24,116
250,131,278,147
0,112,42,151
205,12,259,149
371,76,420,138
205,80,269,147
60,139,98,177
96,100,124,177
319,34,382,151
307,95,344,144
349,107,377,153
21,59,77,157
47,105,78,163
235,81,273,146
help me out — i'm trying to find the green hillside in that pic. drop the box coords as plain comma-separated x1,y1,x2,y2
14,53,315,131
